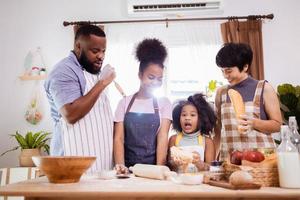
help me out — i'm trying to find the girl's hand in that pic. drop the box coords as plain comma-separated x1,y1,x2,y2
192,151,201,164
194,160,210,171
172,156,189,166
192,151,210,171
114,164,129,175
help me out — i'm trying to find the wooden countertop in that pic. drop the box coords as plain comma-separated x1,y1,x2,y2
0,175,300,200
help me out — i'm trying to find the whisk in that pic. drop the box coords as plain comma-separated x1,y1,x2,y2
113,81,126,97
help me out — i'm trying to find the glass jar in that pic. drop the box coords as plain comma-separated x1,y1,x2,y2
277,125,300,188
210,160,223,172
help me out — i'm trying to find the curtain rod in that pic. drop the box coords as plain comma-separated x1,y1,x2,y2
63,13,274,27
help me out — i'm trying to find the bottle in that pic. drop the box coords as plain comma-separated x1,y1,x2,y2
277,125,300,188
289,116,300,153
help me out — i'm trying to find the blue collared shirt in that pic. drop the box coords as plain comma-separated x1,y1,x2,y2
44,52,86,155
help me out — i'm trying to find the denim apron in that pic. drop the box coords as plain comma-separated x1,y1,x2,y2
124,93,160,167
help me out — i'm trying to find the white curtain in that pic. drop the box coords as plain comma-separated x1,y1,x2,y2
103,21,225,110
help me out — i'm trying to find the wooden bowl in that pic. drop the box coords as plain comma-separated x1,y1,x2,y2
32,156,96,183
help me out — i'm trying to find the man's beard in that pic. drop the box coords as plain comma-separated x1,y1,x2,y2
78,51,100,74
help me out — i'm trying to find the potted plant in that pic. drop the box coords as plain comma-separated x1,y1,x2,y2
277,83,300,130
0,131,51,167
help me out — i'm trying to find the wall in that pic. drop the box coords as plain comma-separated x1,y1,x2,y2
0,0,299,167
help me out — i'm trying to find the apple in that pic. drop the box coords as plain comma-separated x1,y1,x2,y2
230,150,243,165
242,150,265,163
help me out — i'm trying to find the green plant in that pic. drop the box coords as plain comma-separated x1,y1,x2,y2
277,83,300,129
0,131,51,156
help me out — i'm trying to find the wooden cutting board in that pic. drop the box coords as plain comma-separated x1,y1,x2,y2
207,180,261,190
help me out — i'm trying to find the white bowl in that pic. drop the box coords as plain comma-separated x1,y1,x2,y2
171,173,203,185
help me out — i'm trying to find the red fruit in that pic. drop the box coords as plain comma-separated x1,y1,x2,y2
230,150,243,165
242,150,265,162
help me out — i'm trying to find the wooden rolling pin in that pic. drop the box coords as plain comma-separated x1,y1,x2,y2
129,164,176,180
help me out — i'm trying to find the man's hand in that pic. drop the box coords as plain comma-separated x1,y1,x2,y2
99,64,116,86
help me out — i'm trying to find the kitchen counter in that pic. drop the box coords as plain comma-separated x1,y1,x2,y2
0,175,300,200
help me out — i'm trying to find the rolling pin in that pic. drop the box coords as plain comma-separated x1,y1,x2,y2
129,164,176,180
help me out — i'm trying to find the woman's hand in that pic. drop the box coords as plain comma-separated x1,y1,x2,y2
237,114,254,134
114,164,129,175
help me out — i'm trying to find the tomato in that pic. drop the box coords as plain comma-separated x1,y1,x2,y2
242,150,265,162
230,150,243,165
230,150,265,165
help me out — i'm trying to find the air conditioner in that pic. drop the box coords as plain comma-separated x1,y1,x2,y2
127,0,224,18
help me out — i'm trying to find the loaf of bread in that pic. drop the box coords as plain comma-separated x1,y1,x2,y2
228,89,246,134
228,89,245,118
229,170,253,186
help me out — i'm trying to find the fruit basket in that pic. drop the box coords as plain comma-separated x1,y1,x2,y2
223,150,279,187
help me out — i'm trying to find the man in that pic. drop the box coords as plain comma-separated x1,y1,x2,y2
44,25,115,172
214,43,282,160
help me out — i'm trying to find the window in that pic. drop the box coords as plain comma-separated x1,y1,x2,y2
165,44,226,103
104,22,226,110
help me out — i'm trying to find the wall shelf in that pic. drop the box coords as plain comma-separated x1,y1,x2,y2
19,74,47,81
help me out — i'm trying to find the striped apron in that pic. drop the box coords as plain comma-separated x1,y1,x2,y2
61,70,114,173
219,80,275,161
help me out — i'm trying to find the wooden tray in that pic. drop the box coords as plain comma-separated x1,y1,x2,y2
207,180,261,190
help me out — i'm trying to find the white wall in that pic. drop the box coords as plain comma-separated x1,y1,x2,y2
0,0,299,167
221,0,300,87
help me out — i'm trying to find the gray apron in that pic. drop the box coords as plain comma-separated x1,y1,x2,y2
124,93,160,167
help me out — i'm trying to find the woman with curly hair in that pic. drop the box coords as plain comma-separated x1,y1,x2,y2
168,93,216,173
113,38,172,174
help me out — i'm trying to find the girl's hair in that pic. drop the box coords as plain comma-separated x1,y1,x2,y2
172,93,216,136
135,38,167,73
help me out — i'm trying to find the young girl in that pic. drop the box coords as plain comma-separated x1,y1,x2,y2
168,93,216,173
114,38,172,174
